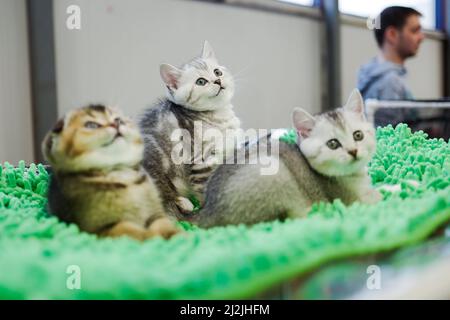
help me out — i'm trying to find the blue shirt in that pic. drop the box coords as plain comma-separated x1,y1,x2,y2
357,57,415,126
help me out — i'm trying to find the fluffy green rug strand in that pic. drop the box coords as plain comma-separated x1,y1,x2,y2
0,124,449,299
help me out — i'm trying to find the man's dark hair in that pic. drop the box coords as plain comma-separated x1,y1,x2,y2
374,6,422,47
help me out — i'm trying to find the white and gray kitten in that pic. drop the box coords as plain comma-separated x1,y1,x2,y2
139,41,241,217
193,89,382,228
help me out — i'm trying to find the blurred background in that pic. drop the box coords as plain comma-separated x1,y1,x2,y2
0,0,448,164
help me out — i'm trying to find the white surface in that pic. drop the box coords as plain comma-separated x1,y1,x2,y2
53,0,322,130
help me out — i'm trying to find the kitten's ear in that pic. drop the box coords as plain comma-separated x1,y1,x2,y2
160,64,182,89
42,132,54,161
201,40,217,61
42,117,64,161
292,108,316,139
344,89,365,118
52,118,65,134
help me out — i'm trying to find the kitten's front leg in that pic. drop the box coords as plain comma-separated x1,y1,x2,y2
189,161,215,208
349,172,382,205
169,175,197,214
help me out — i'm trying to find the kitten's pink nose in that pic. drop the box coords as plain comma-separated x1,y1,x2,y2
214,79,221,86
348,149,358,159
110,118,121,129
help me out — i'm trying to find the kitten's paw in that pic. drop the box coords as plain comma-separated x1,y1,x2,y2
176,196,195,213
146,217,182,240
99,221,149,241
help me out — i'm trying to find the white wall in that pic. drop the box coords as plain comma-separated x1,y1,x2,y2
0,0,445,166
53,0,322,129
0,0,34,164
341,23,443,104
54,0,444,128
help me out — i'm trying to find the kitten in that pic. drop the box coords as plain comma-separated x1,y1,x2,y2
43,105,181,241
193,89,382,228
139,41,241,217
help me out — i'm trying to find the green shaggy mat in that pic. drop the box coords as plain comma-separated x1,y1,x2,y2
0,124,449,299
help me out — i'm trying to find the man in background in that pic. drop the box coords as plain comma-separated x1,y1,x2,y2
357,6,425,126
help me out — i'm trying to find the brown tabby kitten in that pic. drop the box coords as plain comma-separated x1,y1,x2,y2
42,105,181,241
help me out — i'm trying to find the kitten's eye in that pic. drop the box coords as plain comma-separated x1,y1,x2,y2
326,139,341,150
353,130,364,141
214,69,223,77
84,121,102,129
196,78,208,86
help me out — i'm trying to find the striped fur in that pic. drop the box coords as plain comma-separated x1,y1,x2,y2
192,90,381,228
139,41,241,217
42,105,181,240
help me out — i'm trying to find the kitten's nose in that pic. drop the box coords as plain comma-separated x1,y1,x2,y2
111,118,121,129
348,149,358,159
214,79,221,86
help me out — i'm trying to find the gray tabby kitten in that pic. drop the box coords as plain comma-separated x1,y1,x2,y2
193,89,382,228
139,41,241,217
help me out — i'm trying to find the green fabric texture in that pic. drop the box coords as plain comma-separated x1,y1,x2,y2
0,124,449,299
